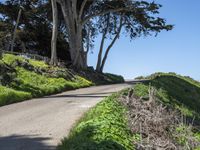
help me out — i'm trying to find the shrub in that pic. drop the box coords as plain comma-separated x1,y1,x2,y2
2,54,26,66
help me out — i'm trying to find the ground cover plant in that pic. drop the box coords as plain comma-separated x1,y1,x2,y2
0,86,31,106
0,54,124,106
0,54,93,106
58,93,134,150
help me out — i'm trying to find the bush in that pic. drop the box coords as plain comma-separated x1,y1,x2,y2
2,54,26,66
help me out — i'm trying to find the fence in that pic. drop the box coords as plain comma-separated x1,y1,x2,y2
0,49,71,67
1,50,49,61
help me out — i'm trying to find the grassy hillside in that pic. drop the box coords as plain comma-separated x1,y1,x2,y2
0,54,123,106
132,73,200,149
60,73,200,149
0,86,31,106
138,73,200,117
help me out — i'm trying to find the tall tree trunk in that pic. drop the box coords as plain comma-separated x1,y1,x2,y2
99,18,123,72
96,31,106,72
60,1,86,69
96,14,110,72
10,8,22,52
21,41,26,53
50,0,58,65
54,0,129,69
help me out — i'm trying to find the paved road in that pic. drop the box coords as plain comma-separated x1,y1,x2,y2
0,82,134,150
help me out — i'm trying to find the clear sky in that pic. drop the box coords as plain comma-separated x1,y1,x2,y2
88,0,200,80
1,0,199,80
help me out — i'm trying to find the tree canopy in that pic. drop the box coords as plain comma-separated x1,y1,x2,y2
0,0,70,61
0,0,173,71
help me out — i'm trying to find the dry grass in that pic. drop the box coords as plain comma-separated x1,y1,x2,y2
119,87,200,150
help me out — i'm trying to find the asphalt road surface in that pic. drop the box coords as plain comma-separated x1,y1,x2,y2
0,82,134,150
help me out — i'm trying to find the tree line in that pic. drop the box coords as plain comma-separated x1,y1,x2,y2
0,0,173,72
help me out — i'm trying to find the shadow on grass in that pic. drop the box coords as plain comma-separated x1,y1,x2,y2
147,76,200,114
0,134,55,150
58,126,126,150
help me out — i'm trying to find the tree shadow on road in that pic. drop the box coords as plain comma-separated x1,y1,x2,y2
0,134,55,150
44,92,114,99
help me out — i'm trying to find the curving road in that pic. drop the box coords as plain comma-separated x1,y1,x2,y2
0,82,134,150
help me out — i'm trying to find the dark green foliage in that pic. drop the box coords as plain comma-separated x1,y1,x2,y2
0,0,71,61
150,75,200,114
104,73,125,84
0,59,16,85
58,93,133,150
76,69,125,85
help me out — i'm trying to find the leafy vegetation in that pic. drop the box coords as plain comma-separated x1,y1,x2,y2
11,67,77,97
0,54,123,106
0,86,31,106
0,54,94,106
58,93,133,150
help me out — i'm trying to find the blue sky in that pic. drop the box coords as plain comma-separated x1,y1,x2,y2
1,0,199,80
88,0,200,80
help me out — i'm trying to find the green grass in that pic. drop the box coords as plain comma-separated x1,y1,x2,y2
0,54,122,107
58,93,133,150
0,54,93,106
150,73,200,116
11,67,93,97
0,86,32,106
29,59,49,69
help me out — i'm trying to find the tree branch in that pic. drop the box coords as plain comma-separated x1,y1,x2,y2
82,7,132,25
79,0,88,19
100,16,123,72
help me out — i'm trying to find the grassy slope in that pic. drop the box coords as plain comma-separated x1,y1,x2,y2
0,86,31,106
145,73,200,117
0,54,93,106
60,73,200,150
0,54,124,106
58,93,134,150
133,73,200,148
